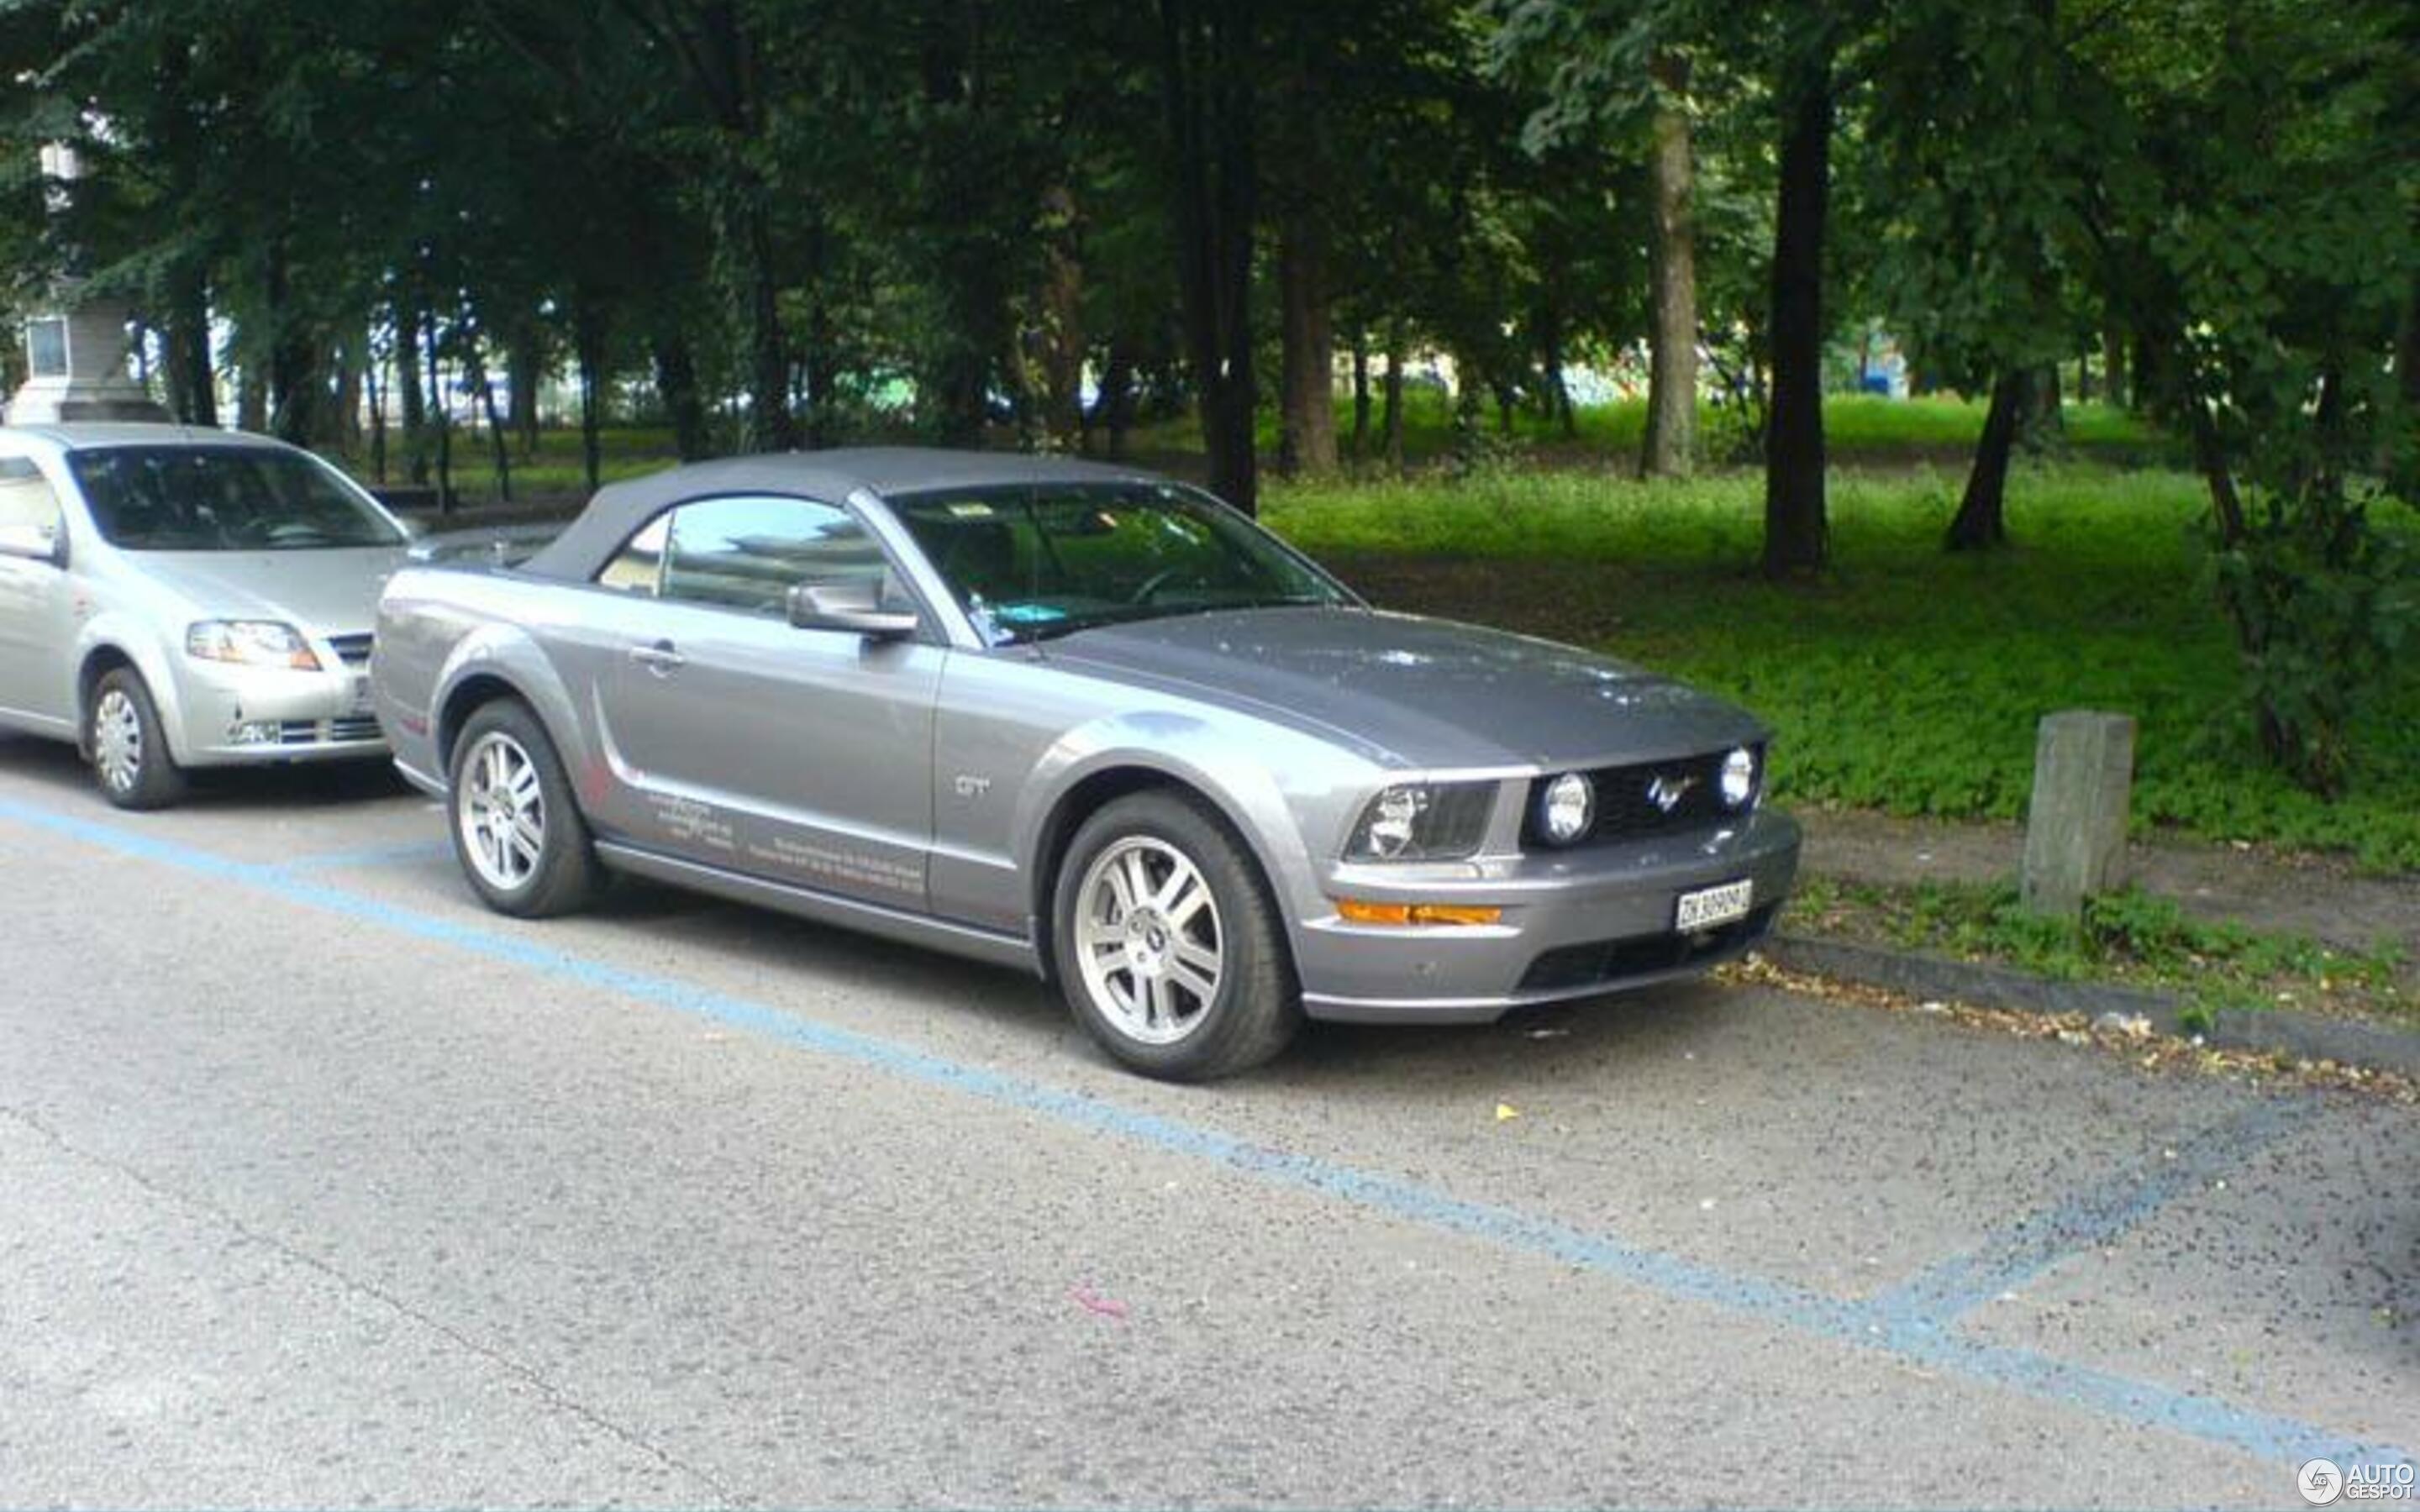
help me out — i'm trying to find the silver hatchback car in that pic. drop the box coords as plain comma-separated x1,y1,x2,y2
374,450,1801,1080
0,423,409,807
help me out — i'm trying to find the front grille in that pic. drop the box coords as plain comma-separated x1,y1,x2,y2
274,717,382,745
326,633,374,666
1518,904,1779,992
1523,746,1759,848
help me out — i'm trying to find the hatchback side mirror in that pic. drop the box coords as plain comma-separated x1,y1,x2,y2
787,580,919,640
0,521,63,566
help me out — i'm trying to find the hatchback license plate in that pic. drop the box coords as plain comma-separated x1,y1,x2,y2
1676,879,1753,932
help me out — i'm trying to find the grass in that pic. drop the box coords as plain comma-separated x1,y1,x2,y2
1791,874,2412,1026
1123,390,2165,468
1264,464,2420,871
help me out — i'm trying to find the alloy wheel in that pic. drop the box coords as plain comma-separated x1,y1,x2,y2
457,731,545,891
1072,836,1224,1045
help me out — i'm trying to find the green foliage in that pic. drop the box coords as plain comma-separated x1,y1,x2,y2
1791,874,2410,1025
1265,463,2420,870
2211,488,2419,795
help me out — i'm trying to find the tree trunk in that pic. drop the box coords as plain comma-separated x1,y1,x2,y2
1349,329,1370,459
651,333,711,460
1761,49,1833,579
575,299,608,491
1093,337,1137,458
1538,309,1575,438
330,336,364,454
2023,363,2063,443
1038,184,1086,452
735,197,797,452
1641,51,1699,478
470,345,513,502
1276,207,1338,476
508,331,541,456
160,263,217,427
1946,369,2027,551
2101,325,2128,412
238,369,267,433
425,312,453,512
396,306,427,485
1381,335,1406,471
1160,0,1260,513
366,352,386,483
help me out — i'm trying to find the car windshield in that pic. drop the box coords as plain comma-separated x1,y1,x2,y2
70,446,404,551
891,482,1349,644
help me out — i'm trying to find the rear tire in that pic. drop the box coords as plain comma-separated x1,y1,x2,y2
87,668,187,811
1051,790,1300,1080
447,699,598,918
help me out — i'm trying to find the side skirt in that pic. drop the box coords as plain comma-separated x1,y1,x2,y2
594,839,1042,976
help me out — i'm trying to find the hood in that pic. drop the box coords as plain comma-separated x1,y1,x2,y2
1049,606,1765,770
129,546,409,637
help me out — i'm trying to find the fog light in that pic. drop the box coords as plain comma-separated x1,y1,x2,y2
1539,771,1594,845
1721,746,1759,807
1335,899,1503,927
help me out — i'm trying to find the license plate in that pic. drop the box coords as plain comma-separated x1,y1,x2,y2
1676,879,1754,932
350,674,373,713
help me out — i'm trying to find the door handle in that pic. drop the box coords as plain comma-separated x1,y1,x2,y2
628,639,685,674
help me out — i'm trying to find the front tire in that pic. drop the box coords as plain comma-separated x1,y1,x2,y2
1051,790,1300,1080
87,668,187,811
447,700,598,918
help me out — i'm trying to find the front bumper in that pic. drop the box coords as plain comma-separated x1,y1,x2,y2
1292,807,1801,1023
167,657,387,766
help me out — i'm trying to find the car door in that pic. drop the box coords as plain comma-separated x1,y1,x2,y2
0,455,77,732
590,494,945,912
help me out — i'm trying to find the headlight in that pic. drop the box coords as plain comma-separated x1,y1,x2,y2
186,620,322,670
1721,746,1760,808
1345,782,1495,862
1537,771,1595,846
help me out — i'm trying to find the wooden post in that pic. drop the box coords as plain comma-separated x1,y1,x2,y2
2022,711,2136,919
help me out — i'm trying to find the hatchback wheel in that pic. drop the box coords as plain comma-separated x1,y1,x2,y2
1053,790,1299,1080
447,700,598,918
87,668,187,811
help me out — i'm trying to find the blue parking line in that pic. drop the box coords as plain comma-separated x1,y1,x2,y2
1870,1097,2320,1330
281,839,455,872
2,793,2407,1473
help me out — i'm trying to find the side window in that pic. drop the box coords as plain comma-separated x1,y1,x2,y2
0,456,66,534
658,496,893,618
597,515,668,596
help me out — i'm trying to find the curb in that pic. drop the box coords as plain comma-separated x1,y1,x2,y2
1761,932,2420,1079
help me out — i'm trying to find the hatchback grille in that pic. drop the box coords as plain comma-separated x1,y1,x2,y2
326,633,374,666
1522,746,1759,848
274,717,382,745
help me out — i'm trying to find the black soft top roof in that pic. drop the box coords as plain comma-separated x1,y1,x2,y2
520,446,1171,582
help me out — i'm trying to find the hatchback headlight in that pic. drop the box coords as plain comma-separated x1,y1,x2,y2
1345,782,1495,862
187,620,322,670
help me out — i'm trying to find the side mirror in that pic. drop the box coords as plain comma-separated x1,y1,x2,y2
787,580,919,640
0,521,62,566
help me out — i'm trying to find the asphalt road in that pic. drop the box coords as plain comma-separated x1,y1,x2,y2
1,734,2413,1509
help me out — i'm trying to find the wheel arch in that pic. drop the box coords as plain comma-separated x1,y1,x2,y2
1026,759,1302,985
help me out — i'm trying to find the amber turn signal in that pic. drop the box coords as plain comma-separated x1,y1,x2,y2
1334,899,1503,927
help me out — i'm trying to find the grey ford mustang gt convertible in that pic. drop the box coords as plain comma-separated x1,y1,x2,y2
372,449,1800,1079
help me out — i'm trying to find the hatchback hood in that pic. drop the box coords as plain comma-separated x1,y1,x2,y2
131,547,408,637
1050,606,1764,770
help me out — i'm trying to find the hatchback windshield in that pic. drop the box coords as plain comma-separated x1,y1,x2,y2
71,446,404,551
892,483,1349,643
